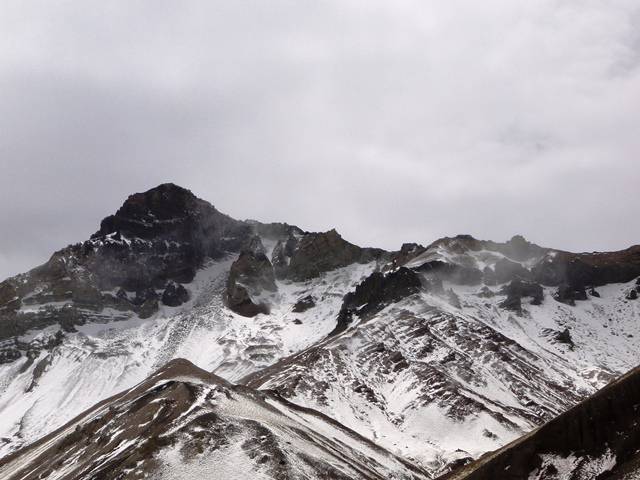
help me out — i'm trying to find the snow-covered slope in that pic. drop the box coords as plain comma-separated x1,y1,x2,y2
0,358,428,480
0,255,378,457
439,362,640,480
1,184,640,478
245,276,640,474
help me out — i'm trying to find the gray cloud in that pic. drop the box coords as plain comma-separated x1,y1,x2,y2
1,0,640,278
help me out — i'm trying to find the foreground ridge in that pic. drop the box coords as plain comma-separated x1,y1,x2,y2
0,358,429,480
440,362,640,479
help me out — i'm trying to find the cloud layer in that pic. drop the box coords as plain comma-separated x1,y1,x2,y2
1,0,639,278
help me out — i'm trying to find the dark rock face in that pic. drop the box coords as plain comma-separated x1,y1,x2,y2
553,284,587,306
493,258,532,284
3,185,248,304
225,283,269,317
271,235,299,279
0,184,256,360
89,183,250,290
499,280,544,312
400,242,425,254
271,242,288,279
292,295,315,313
161,282,189,307
499,295,522,312
429,234,484,254
509,280,544,304
226,237,277,317
554,327,575,349
138,297,159,319
390,243,426,269
439,364,640,480
94,183,246,249
0,282,19,312
133,288,158,306
131,288,159,318
532,246,640,288
496,235,546,262
331,267,422,336
286,229,385,281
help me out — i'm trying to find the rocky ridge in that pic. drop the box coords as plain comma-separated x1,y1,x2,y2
243,235,640,472
440,362,640,479
0,358,428,480
1,184,640,477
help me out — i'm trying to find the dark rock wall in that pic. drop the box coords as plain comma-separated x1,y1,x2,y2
331,267,422,336
286,229,385,281
532,247,640,288
226,237,277,317
0,183,254,355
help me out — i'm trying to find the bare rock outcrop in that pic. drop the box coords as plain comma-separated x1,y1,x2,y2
226,237,277,317
286,229,385,281
499,279,543,312
331,267,422,336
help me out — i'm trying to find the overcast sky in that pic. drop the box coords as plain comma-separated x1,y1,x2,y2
1,1,639,279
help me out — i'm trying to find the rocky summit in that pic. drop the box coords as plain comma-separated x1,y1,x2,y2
1,184,640,479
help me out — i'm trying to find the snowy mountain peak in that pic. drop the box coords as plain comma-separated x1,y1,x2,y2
1,184,640,478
